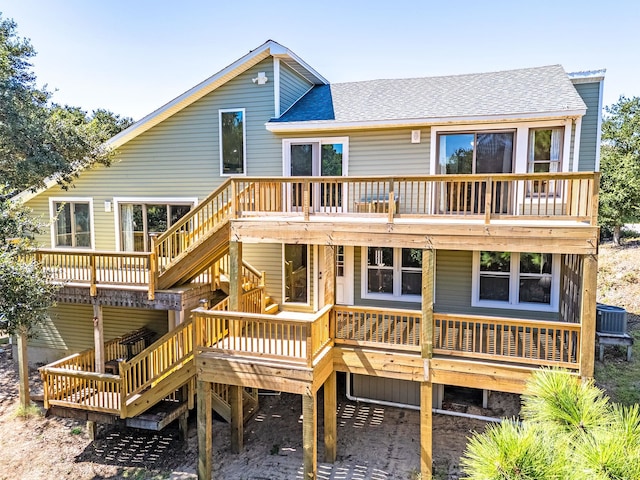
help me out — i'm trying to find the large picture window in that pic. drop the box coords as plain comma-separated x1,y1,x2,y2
219,109,246,175
363,247,422,301
473,251,559,311
52,201,92,248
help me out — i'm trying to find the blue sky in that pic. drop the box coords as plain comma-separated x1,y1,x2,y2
3,0,639,120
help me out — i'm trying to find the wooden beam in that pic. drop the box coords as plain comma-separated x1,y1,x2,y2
302,391,317,479
422,249,434,360
332,347,423,381
230,385,243,454
92,300,104,374
197,380,212,480
580,253,598,379
420,381,433,480
323,371,337,463
229,240,243,312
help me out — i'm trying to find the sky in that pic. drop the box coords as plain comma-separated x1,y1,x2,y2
3,0,639,121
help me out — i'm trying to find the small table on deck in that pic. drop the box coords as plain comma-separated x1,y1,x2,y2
596,332,634,362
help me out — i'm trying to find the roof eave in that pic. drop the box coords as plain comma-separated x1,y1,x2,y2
265,109,587,132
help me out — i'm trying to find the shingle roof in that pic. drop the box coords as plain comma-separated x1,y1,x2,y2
271,65,586,126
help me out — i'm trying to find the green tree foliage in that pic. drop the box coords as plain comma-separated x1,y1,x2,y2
461,369,640,480
599,96,640,245
0,13,133,195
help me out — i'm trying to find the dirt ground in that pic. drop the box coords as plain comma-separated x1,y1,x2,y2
0,342,520,480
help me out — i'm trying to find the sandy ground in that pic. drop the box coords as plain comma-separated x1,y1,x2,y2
0,342,521,480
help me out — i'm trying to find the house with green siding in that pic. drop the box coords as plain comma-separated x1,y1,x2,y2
13,40,604,479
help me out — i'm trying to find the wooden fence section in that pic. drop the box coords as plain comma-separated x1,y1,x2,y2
232,172,598,225
433,313,581,369
333,305,421,352
195,304,332,367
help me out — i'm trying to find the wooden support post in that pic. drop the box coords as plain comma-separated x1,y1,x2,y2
16,331,30,410
303,391,317,479
590,172,600,226
421,249,435,359
87,420,97,441
484,177,493,225
303,181,310,221
197,380,212,480
388,178,395,223
420,381,433,480
260,270,267,313
323,371,337,463
230,385,244,454
421,248,435,480
89,254,97,297
92,299,105,374
580,253,598,379
179,411,189,442
229,241,243,312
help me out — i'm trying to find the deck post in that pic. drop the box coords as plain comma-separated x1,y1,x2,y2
580,253,598,378
92,299,105,374
420,381,433,480
421,249,434,479
323,371,337,463
230,385,244,453
197,379,212,480
303,390,317,479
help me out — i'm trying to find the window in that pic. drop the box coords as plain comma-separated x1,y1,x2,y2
284,244,309,304
363,247,422,301
528,127,563,194
438,131,514,175
52,201,92,248
219,109,246,175
473,251,559,311
119,202,193,252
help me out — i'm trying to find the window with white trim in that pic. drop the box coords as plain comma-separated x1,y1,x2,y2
362,247,422,301
52,201,92,248
472,251,559,311
528,127,564,195
284,244,309,304
119,202,193,252
219,109,246,175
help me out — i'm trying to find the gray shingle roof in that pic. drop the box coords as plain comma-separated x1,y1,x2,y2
271,65,586,125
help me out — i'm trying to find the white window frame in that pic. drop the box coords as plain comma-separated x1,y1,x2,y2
49,197,95,249
282,243,311,306
471,251,560,312
360,247,422,303
219,108,247,176
112,197,198,251
282,136,349,177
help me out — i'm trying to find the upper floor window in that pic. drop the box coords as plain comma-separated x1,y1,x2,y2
219,109,246,175
472,251,559,311
528,127,564,195
362,247,422,301
438,131,514,175
118,202,193,252
51,200,92,248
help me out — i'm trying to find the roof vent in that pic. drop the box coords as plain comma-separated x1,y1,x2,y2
596,304,628,335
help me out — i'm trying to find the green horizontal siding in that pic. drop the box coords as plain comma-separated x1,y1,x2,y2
25,58,280,249
279,62,313,115
30,304,168,356
574,82,602,171
352,375,420,406
243,243,283,305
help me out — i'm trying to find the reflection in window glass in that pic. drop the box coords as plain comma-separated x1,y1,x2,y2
54,202,91,248
367,247,393,294
285,244,308,303
220,110,245,174
120,203,191,252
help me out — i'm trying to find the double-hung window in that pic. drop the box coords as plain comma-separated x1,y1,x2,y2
363,247,422,301
51,199,93,248
219,109,246,175
472,251,559,311
528,127,563,195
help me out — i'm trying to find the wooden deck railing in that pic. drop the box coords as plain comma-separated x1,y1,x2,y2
433,313,581,369
233,172,599,225
195,304,332,366
333,305,421,352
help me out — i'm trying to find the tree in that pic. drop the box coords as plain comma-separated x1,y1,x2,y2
0,198,59,409
0,13,133,196
599,96,640,245
461,369,640,480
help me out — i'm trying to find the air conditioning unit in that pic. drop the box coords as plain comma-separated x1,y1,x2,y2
596,304,628,335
